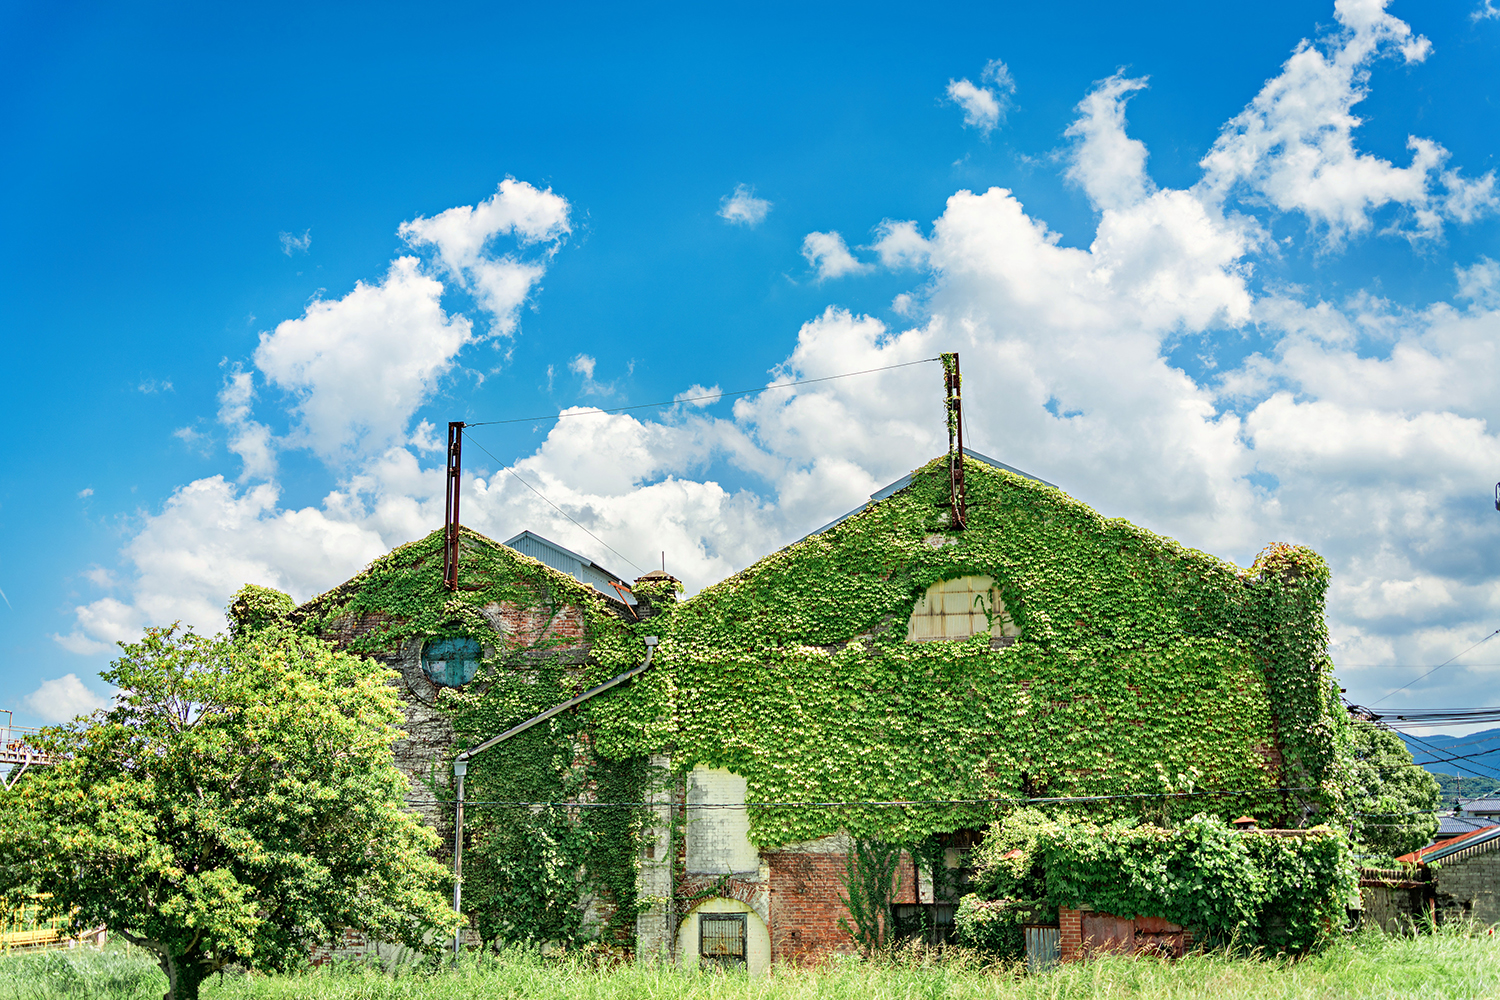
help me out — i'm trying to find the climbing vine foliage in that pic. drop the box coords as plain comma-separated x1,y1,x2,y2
956,809,1354,956
646,456,1346,848
288,527,657,947
285,454,1348,948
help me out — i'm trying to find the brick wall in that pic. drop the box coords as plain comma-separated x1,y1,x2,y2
1059,908,1082,962
763,850,917,963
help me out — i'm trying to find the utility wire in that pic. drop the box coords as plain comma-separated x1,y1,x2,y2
459,429,645,575
1369,628,1500,706
1394,728,1500,754
1399,729,1500,781
464,358,941,427
409,786,1313,811
456,357,942,576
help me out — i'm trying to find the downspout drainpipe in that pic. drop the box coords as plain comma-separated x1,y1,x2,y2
449,635,659,955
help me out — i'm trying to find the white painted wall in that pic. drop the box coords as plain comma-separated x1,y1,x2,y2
676,897,771,976
686,765,758,874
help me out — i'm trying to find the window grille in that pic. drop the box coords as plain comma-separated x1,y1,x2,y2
890,903,957,944
421,636,481,687
699,912,747,968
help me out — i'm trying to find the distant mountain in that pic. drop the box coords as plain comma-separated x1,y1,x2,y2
1398,728,1500,784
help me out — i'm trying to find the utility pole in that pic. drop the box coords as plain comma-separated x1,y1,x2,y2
443,422,464,591
942,352,966,529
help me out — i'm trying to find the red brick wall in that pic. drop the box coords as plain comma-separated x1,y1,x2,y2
1059,907,1082,962
764,850,918,964
487,600,589,646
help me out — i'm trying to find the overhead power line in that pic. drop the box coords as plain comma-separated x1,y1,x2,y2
459,430,644,574
406,785,1314,811
1369,628,1500,707
1398,729,1500,781
464,357,941,427
454,356,942,577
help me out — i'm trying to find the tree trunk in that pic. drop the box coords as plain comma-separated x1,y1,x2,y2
161,953,208,1000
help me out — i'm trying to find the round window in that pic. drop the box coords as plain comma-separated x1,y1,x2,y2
421,636,482,687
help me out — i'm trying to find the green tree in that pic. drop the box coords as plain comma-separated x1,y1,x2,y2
225,584,296,639
0,625,457,1000
1345,720,1440,858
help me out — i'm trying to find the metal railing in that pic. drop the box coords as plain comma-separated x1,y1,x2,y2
1,710,54,789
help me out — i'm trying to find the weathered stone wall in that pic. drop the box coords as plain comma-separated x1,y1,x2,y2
313,598,595,844
1435,850,1500,924
635,754,676,961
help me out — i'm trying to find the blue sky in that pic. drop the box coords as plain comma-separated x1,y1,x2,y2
3,0,1500,728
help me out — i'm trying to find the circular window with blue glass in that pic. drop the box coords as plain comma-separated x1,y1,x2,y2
421,636,482,687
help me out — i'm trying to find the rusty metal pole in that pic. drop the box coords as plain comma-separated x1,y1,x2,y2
452,759,466,955
443,422,464,590
942,353,966,529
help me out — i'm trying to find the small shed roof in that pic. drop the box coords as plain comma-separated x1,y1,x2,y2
503,530,637,605
1398,823,1500,865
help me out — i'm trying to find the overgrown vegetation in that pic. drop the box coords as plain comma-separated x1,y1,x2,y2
4,929,1500,1000
956,811,1354,957
285,528,658,948
0,626,457,1000
1343,721,1440,857
649,456,1344,847
282,454,1352,952
837,839,903,952
1432,771,1500,804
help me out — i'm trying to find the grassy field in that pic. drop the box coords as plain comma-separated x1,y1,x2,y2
2,929,1497,1000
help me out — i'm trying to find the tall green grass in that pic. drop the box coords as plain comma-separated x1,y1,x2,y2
3,928,1496,1000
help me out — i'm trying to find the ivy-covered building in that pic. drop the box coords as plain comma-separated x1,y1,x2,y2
275,450,1345,968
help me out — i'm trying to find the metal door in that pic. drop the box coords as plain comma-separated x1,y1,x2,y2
700,912,746,969
1081,912,1134,955
1024,925,1060,973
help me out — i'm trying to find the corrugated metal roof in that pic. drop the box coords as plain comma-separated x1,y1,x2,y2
1399,823,1500,864
799,448,1056,542
503,530,637,605
1459,797,1500,813
1438,815,1498,837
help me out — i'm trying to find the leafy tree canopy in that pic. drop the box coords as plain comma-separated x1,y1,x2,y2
225,584,296,640
0,625,457,1000
1344,720,1441,858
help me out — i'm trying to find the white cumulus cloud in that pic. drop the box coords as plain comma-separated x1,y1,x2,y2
946,59,1016,136
25,674,111,723
801,231,871,280
254,256,472,465
55,4,1500,717
718,185,772,227
399,178,570,331
279,230,311,256
1198,0,1495,242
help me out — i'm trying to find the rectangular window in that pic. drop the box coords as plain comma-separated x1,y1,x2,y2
699,912,746,968
890,903,957,944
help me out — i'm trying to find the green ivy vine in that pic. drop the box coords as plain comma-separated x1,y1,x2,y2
280,453,1349,950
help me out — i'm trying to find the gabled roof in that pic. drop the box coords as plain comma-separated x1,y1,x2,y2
1398,823,1500,864
504,530,637,605
1438,814,1498,838
799,448,1056,542
1458,797,1500,813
